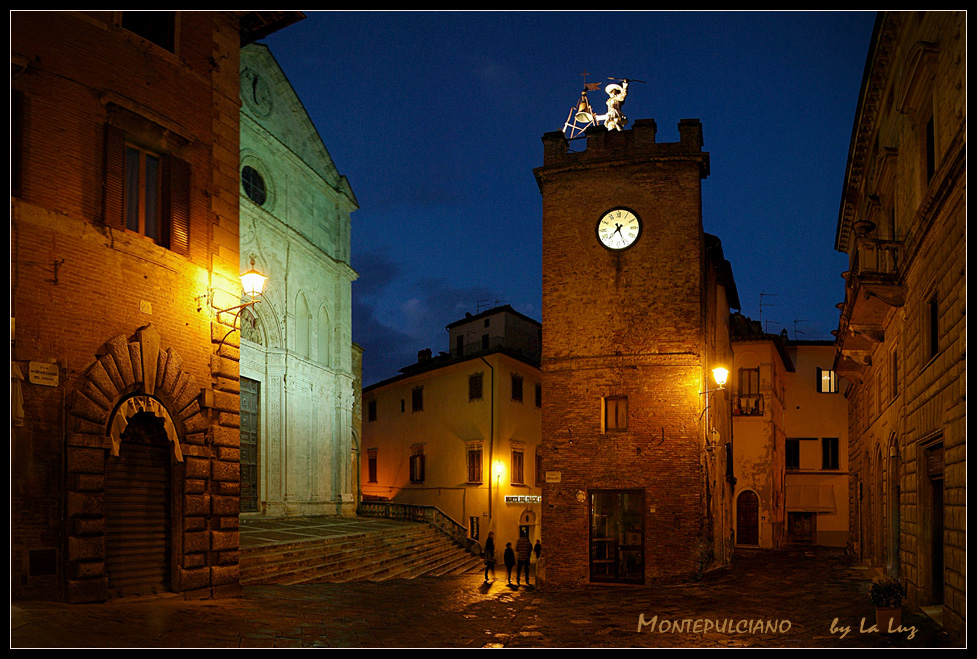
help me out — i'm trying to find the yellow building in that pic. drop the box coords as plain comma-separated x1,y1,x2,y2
833,11,965,642
361,306,542,555
731,317,849,550
784,341,850,548
731,317,790,550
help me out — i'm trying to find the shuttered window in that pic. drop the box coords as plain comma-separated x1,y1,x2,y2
104,123,190,255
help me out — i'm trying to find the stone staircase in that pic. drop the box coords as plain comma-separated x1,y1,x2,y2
239,521,483,586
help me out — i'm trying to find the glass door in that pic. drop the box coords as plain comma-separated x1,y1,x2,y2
590,490,644,584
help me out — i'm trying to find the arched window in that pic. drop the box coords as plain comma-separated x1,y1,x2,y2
295,293,310,358
317,306,331,366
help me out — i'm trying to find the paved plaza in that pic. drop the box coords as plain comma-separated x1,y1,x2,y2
11,542,959,648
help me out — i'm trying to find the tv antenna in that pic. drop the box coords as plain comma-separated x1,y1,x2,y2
758,291,777,325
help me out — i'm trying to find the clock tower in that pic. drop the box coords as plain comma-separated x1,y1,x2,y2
535,118,738,587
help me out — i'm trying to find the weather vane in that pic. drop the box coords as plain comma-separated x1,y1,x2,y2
563,73,646,140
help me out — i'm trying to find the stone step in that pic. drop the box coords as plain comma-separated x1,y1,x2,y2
240,522,480,586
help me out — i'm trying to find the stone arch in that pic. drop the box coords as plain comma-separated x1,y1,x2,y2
68,323,207,454
63,323,209,602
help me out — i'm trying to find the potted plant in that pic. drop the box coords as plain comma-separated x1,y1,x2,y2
870,576,906,632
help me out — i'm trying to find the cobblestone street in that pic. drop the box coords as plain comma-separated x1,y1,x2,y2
11,547,959,648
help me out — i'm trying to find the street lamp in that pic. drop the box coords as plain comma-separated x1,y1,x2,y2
214,256,267,355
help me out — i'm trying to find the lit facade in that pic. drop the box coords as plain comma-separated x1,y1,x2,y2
237,43,359,517
783,341,849,548
361,306,543,552
10,11,301,602
832,11,966,642
730,319,790,550
731,323,851,551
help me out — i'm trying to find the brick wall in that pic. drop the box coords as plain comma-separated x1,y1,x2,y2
537,120,732,586
11,11,245,602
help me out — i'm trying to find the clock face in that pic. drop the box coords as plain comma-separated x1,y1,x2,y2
596,208,641,250
241,68,273,117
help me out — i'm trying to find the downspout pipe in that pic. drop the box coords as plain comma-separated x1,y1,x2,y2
479,355,494,521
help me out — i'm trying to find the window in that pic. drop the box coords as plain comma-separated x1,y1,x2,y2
121,11,176,52
412,386,423,413
367,399,377,422
535,383,542,408
604,396,628,432
926,292,939,361
104,124,190,254
822,438,840,470
124,144,161,242
786,439,800,470
739,367,760,395
482,334,489,350
925,115,936,183
734,367,763,416
511,448,524,485
367,449,378,483
511,374,523,402
409,446,425,483
816,368,839,394
242,165,267,205
456,335,464,357
535,448,543,486
467,445,482,483
891,350,899,399
469,372,483,402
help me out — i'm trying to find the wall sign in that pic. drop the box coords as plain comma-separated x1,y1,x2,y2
505,495,541,504
28,361,59,387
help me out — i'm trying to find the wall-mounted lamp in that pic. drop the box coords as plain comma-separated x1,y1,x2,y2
215,256,267,355
712,367,729,390
699,366,730,427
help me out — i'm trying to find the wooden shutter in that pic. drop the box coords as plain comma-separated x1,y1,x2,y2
162,154,190,255
103,124,126,229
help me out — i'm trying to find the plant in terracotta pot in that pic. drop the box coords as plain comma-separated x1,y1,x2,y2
870,576,906,633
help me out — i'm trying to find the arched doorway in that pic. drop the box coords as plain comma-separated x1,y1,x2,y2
105,410,174,598
736,490,759,546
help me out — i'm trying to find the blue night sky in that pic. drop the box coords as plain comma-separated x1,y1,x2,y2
263,10,877,387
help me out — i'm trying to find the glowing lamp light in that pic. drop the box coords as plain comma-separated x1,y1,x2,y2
240,258,267,298
712,367,729,389
494,460,506,481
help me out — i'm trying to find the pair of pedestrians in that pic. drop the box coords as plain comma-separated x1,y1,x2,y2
484,531,542,586
504,535,539,586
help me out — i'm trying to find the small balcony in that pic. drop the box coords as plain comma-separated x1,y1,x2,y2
732,393,764,417
835,236,905,371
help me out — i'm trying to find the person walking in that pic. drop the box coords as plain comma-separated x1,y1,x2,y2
515,531,532,586
503,542,516,584
483,532,496,582
533,539,541,562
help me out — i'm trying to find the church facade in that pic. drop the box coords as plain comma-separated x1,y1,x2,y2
237,43,360,518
